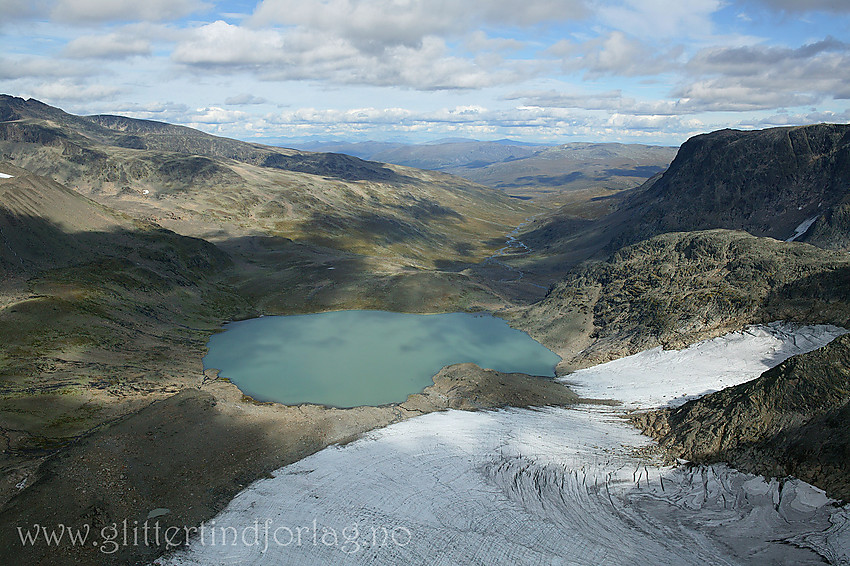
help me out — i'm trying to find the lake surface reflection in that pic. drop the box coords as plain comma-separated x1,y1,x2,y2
203,310,561,407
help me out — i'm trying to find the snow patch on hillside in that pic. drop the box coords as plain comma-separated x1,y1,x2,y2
787,215,820,241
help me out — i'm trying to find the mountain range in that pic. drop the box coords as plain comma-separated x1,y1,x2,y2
297,138,678,201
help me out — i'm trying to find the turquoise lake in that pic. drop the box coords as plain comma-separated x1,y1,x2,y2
203,310,561,408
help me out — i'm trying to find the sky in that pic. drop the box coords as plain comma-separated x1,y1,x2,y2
1,0,849,145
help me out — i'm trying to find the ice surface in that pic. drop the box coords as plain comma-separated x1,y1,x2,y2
155,324,850,566
564,323,847,409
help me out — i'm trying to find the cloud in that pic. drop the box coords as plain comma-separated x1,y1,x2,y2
679,37,850,109
465,31,525,53
189,106,250,124
64,33,151,59
1,0,210,23
172,21,286,65
225,94,269,105
268,107,415,126
606,113,703,132
26,80,123,102
96,101,191,122
688,36,848,75
264,103,701,138
0,56,91,79
547,31,682,79
516,36,850,115
672,82,819,111
596,0,723,40
168,1,584,92
739,108,850,127
506,87,776,117
0,0,52,21
577,31,680,77
173,21,532,90
251,0,588,50
505,89,625,111
51,0,210,23
746,0,850,13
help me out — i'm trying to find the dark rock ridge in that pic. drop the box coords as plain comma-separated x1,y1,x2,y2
618,124,850,249
634,333,850,501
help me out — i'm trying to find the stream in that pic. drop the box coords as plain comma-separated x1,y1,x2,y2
483,215,547,289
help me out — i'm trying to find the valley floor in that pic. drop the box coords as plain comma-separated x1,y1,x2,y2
156,324,849,565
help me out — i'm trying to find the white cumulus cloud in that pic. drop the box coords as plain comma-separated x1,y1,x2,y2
64,33,152,59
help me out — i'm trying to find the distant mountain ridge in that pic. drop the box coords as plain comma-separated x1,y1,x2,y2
0,95,403,183
297,138,678,199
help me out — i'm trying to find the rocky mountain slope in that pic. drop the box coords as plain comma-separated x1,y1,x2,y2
0,165,247,506
520,124,850,271
618,124,850,249
508,229,850,371
0,96,536,267
505,131,850,499
634,333,850,500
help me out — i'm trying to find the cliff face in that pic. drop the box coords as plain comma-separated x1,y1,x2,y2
619,124,850,248
521,124,850,266
634,333,850,501
517,124,850,500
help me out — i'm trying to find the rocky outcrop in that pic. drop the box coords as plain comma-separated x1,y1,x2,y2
509,229,850,371
634,333,850,500
802,202,850,250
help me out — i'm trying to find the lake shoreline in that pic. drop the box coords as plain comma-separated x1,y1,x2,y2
4,320,843,565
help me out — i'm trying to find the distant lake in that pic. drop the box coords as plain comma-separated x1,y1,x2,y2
203,310,561,408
